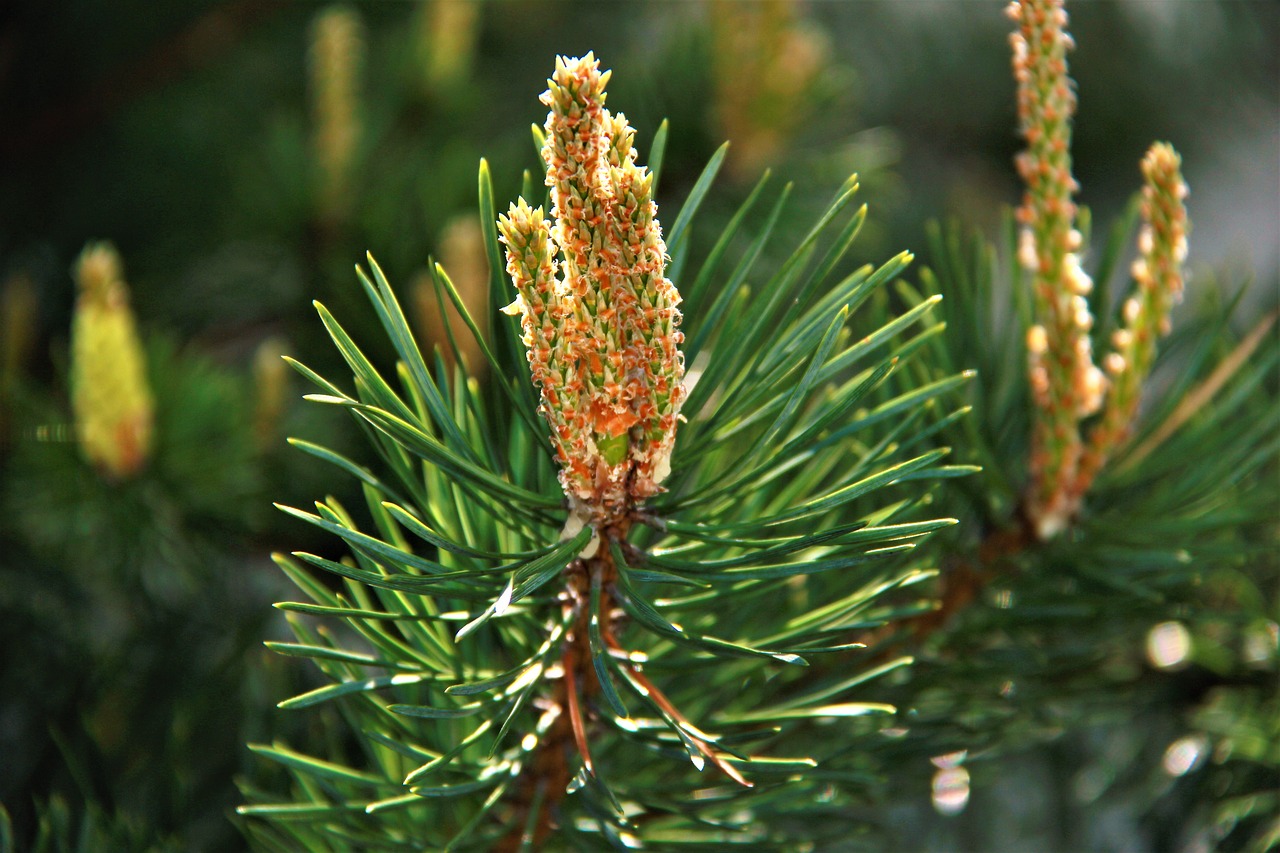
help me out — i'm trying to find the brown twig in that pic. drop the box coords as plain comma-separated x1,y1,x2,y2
494,554,589,853
497,532,611,851
498,513,752,849
598,614,752,788
856,508,1037,668
563,645,595,777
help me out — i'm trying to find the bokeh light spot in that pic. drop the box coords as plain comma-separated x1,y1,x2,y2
932,766,971,816
1163,734,1208,777
1147,621,1192,670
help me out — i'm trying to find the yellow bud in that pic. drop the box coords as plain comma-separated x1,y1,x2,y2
310,5,364,225
70,243,154,479
418,0,480,94
253,336,291,451
1026,324,1048,355
414,216,489,375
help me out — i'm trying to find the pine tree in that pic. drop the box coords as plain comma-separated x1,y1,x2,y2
1,2,1273,851
237,5,1277,847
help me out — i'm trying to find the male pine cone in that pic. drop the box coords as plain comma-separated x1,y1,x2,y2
499,53,686,523
70,242,154,479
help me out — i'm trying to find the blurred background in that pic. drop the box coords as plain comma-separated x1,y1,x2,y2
0,1,1276,850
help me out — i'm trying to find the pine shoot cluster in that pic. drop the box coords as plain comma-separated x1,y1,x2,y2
499,54,687,522
1008,0,1189,537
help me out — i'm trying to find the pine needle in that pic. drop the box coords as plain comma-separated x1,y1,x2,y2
1121,308,1278,470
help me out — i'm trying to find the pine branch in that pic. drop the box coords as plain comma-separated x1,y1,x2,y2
245,54,960,848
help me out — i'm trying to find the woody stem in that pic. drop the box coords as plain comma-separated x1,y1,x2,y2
497,525,619,850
